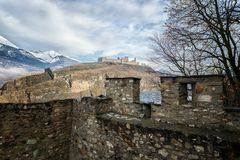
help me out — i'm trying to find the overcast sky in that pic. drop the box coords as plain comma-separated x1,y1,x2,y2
0,0,168,62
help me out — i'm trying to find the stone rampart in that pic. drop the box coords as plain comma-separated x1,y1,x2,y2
70,97,240,160
1,97,240,160
0,99,74,160
1,75,240,160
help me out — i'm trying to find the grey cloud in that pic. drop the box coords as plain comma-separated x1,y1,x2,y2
0,0,167,60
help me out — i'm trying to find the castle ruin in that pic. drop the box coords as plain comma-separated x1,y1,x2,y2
98,56,140,65
1,75,240,160
160,75,224,107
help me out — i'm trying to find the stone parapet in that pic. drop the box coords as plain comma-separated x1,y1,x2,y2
70,97,240,160
0,99,74,160
1,97,240,160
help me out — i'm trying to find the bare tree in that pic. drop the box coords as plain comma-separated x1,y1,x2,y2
151,0,240,105
149,33,220,75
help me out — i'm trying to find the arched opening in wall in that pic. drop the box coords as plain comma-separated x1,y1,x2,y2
179,83,195,105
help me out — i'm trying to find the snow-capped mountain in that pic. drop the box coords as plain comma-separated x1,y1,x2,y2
0,35,80,85
0,44,47,69
31,50,62,63
31,50,80,67
0,35,18,48
0,36,80,69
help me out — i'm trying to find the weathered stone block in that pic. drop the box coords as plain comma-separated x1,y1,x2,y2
197,95,212,102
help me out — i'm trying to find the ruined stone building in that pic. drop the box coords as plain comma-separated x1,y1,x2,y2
1,75,240,160
98,56,140,65
160,75,224,107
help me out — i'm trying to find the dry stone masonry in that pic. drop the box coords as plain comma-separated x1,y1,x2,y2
160,75,224,107
153,75,230,128
0,100,74,160
106,77,140,103
1,76,240,160
105,77,151,118
70,97,240,160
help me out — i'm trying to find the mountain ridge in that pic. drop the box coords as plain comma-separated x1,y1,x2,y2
0,35,18,48
0,35,80,68
0,35,80,85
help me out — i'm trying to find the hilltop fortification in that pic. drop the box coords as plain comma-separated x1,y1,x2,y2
98,56,140,65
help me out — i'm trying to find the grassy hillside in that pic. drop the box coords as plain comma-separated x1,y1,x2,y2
0,62,160,103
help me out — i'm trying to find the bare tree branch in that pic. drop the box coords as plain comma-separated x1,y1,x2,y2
149,0,240,106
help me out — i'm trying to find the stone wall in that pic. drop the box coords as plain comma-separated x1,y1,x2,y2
1,74,240,160
154,75,233,128
106,77,140,103
105,77,152,118
161,75,224,107
1,97,240,160
111,102,152,118
0,99,74,160
70,97,240,160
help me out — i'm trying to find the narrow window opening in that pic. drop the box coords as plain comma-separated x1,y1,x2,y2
179,83,195,105
187,83,193,102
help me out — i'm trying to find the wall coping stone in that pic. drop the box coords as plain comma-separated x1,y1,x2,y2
97,112,240,143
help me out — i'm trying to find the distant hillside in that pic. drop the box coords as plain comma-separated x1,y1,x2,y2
0,63,160,103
